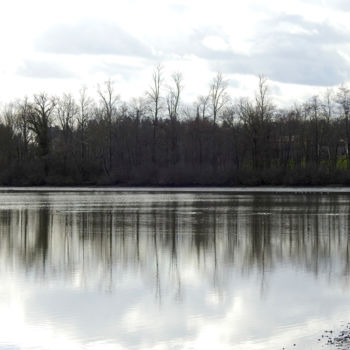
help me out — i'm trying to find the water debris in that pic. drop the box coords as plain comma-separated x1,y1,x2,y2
282,324,350,350
323,324,350,349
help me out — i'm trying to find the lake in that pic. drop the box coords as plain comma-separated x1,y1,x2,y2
0,188,350,350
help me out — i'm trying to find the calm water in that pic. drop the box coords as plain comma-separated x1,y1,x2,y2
1,188,350,350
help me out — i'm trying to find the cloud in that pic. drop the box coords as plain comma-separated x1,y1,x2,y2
36,20,153,57
17,59,76,79
228,14,350,86
154,27,234,60
93,60,145,79
216,45,349,87
306,0,350,11
159,15,350,86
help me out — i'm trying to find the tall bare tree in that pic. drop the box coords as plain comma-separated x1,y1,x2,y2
336,84,350,167
209,72,230,126
238,97,260,168
305,96,322,166
98,79,119,174
57,94,78,133
28,93,57,175
166,72,183,165
255,75,274,123
255,75,274,168
166,72,183,121
15,97,33,160
57,93,79,174
77,86,93,171
320,89,337,166
146,64,163,164
194,95,209,121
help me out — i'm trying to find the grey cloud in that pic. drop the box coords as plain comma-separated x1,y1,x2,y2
17,59,76,79
234,15,350,86
163,16,350,86
36,21,153,57
263,13,350,45
156,27,233,60
216,34,350,86
221,53,348,86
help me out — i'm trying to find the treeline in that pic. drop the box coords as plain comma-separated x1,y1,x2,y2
2,68,350,186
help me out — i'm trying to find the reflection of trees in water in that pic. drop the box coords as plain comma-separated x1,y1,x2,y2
1,194,350,294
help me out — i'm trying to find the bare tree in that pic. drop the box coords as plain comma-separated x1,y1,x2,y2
98,79,119,173
166,72,183,121
2,102,17,129
221,103,237,127
57,93,79,174
209,72,230,125
27,93,57,175
129,97,147,166
29,94,56,153
255,75,274,123
237,76,274,169
130,96,147,123
146,64,163,164
57,93,78,134
147,64,163,124
15,97,33,160
255,75,274,168
322,88,334,123
336,84,350,167
166,72,183,165
98,79,119,123
336,84,350,118
195,95,210,120
76,87,94,174
238,97,260,168
77,87,92,130
320,89,337,165
305,95,322,166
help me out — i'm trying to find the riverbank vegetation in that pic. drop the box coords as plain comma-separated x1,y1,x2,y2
2,68,350,186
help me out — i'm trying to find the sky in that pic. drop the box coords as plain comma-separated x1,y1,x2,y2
1,0,350,107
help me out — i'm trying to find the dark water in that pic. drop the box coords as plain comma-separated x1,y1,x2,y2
1,189,350,350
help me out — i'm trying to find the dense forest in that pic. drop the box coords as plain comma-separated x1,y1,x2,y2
2,67,350,186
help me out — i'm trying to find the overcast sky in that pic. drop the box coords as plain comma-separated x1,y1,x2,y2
1,0,350,106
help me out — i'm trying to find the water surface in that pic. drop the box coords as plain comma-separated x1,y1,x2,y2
0,188,349,350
